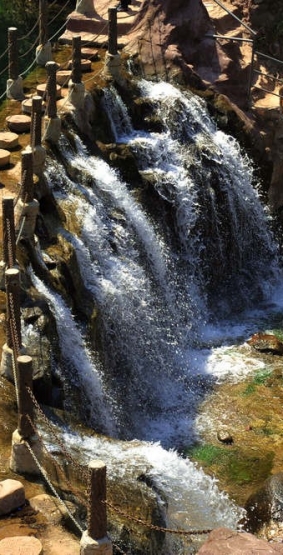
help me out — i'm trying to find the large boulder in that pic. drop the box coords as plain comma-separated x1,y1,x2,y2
245,473,283,533
197,527,283,554
0,479,25,516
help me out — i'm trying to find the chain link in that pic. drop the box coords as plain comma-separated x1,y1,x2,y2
26,414,88,509
105,501,212,537
26,386,90,482
24,439,85,534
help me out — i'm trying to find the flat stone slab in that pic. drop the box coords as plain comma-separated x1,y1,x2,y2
81,47,99,60
0,536,43,555
21,98,46,115
56,70,72,86
0,479,25,516
36,83,62,99
0,149,11,167
67,58,92,72
6,114,31,133
0,132,19,149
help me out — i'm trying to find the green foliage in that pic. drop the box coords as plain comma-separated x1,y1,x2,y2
187,442,274,488
187,443,228,465
241,367,272,396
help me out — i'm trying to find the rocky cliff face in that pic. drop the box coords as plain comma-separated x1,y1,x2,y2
124,0,283,212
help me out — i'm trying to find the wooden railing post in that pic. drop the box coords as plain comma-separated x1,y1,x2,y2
6,27,24,99
8,27,19,81
2,198,16,269
17,355,34,439
36,0,52,66
88,460,107,540
104,9,122,82
68,37,85,109
80,460,112,554
5,268,22,354
108,8,118,57
21,148,34,203
31,95,46,175
31,96,43,148
72,35,82,85
45,61,58,120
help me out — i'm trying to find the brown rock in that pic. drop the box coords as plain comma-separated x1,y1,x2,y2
0,479,25,516
247,332,283,355
0,536,43,555
197,527,283,554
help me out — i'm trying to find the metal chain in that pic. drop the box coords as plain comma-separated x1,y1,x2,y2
6,219,15,268
105,501,212,537
8,292,21,355
24,439,85,534
26,386,89,482
26,414,88,509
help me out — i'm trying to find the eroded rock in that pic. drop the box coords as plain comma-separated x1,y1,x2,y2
0,479,25,516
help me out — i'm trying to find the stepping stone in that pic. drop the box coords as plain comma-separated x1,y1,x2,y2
0,536,43,555
0,149,11,167
21,98,46,114
81,47,99,60
6,114,31,133
67,58,92,72
56,70,72,86
0,131,19,149
0,479,25,516
36,83,62,99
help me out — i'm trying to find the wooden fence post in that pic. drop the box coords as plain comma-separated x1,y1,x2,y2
44,62,61,143
80,460,113,554
6,27,24,100
31,95,46,176
5,268,22,355
104,9,122,83
72,35,82,85
14,147,39,240
2,198,16,269
10,353,42,475
108,8,118,57
17,355,34,439
68,36,85,109
36,0,52,66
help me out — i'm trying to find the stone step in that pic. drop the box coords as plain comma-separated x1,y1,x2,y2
6,114,31,133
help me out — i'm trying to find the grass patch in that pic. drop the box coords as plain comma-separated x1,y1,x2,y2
187,443,274,488
241,367,272,396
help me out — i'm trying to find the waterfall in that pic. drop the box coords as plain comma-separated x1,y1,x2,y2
31,79,283,543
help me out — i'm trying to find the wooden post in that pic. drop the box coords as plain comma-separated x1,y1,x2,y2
8,27,18,81
5,268,21,354
31,96,43,148
39,0,48,46
108,8,118,57
21,148,34,203
2,198,16,269
45,61,58,119
17,355,34,439
71,35,82,85
87,460,107,540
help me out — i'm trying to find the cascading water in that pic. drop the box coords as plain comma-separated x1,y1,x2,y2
29,79,283,549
